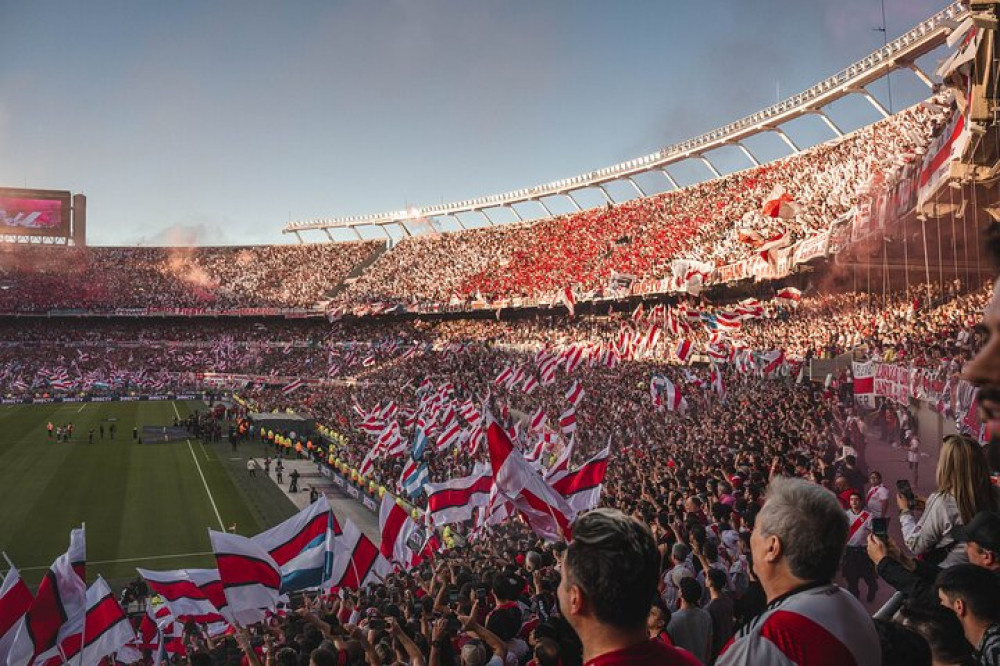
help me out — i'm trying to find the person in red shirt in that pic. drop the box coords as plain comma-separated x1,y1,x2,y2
557,508,700,666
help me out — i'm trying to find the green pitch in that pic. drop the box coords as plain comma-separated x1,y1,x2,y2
0,400,297,586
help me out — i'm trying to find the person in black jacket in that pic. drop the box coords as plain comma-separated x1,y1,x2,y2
866,511,1000,609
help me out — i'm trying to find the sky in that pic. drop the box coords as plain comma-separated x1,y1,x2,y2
0,0,955,246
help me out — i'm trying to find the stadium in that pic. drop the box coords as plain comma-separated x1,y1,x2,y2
1,1,1000,665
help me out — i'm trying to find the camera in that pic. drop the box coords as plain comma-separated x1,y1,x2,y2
872,517,889,540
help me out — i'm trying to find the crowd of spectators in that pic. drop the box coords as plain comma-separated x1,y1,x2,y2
339,97,950,309
0,241,382,311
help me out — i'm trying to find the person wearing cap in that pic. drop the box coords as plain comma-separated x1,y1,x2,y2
557,508,700,665
843,490,879,602
867,511,1000,611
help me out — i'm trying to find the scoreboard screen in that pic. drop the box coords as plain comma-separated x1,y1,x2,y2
0,188,72,236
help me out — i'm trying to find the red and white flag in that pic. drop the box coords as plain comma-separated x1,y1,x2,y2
760,349,786,375
45,576,135,666
486,414,576,542
136,568,227,626
564,380,585,407
281,378,304,395
775,286,802,308
559,287,576,317
424,466,493,526
529,407,548,432
675,339,694,363
550,446,611,513
435,420,463,452
544,436,576,483
521,375,539,395
761,185,800,220
7,528,86,666
209,530,280,625
559,407,577,435
326,520,392,590
0,562,32,666
852,360,876,409
379,494,426,570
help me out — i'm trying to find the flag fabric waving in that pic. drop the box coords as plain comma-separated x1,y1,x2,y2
0,562,32,666
250,496,334,593
423,467,493,526
326,520,392,590
486,413,576,542
46,576,135,666
378,494,426,570
209,530,281,625
550,446,611,513
7,527,87,666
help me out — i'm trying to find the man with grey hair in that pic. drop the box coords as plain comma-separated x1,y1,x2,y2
717,477,881,666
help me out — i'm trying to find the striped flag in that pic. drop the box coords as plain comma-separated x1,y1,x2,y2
209,530,280,625
564,380,585,407
250,496,336,593
486,414,576,542
550,446,611,513
529,407,547,432
43,576,135,666
135,568,227,625
281,378,304,395
651,375,687,412
559,407,577,435
521,375,539,395
7,528,86,666
325,520,391,590
0,561,32,666
399,460,429,499
378,494,426,570
423,466,493,526
675,339,694,363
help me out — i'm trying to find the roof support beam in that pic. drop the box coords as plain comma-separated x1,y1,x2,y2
660,169,680,190
535,198,555,217
378,225,393,241
353,227,364,241
451,214,468,230
736,143,760,166
773,128,801,154
564,193,583,211
699,156,721,178
323,228,334,242
627,177,646,197
859,90,891,118
508,205,523,221
397,221,413,237
480,211,495,226
908,63,935,89
597,185,616,204
293,231,304,244
815,111,844,137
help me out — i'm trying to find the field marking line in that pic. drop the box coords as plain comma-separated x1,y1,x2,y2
77,404,87,413
19,550,214,572
188,439,226,531
199,440,211,463
171,401,182,420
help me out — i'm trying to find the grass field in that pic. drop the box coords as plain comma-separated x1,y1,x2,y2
0,400,297,587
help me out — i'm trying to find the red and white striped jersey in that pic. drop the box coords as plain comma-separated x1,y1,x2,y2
845,510,872,548
716,583,880,666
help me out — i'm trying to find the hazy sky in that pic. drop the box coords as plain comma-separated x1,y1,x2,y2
0,0,953,246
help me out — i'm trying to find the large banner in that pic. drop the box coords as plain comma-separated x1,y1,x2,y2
852,360,876,408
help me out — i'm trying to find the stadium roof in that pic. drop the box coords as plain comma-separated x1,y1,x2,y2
283,1,968,242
